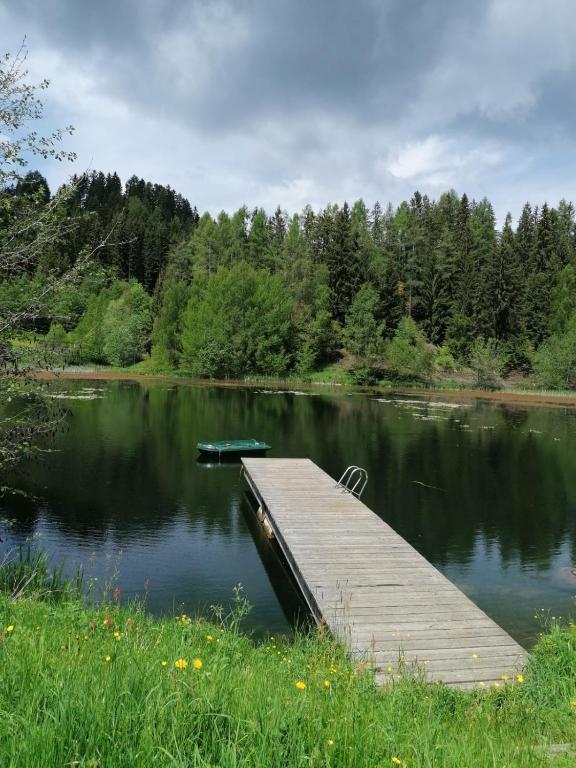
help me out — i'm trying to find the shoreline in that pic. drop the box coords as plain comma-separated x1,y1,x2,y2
34,368,576,409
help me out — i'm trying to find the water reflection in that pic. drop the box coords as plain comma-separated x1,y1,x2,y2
1,381,575,645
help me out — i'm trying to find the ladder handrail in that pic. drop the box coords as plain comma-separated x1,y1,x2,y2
336,465,368,499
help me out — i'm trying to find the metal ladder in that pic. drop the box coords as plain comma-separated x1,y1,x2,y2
336,466,368,499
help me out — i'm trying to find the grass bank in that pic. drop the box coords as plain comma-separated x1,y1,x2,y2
1,587,576,766
35,364,576,409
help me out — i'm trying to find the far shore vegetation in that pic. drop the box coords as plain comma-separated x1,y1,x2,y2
7,181,576,394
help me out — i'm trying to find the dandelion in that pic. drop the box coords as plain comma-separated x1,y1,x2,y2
330,666,337,674
105,655,111,662
6,625,14,634
386,666,393,674
501,674,509,682
206,635,213,642
493,682,500,688
175,658,188,670
102,618,110,626
113,631,122,639
161,661,167,667
295,680,306,690
324,679,331,688
471,653,479,660
327,739,335,747
570,699,576,708
516,674,524,683
83,635,89,641
193,658,203,670
392,757,402,765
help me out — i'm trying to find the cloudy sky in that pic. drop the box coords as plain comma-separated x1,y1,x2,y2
1,0,575,221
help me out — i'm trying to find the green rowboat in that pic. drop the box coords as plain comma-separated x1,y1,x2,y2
197,438,271,456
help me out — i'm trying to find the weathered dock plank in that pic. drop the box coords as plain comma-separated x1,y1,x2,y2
242,458,527,690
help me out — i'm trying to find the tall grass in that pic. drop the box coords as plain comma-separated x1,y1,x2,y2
0,590,575,767
0,543,82,602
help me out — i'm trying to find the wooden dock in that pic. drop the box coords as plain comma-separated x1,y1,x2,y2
242,458,527,690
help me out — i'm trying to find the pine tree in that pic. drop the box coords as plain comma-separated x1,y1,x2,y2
470,198,499,338
246,208,271,269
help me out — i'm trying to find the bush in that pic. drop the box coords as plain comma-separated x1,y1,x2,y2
534,314,576,389
502,337,534,374
382,317,434,382
349,366,382,386
102,282,152,367
67,282,125,364
181,264,293,378
67,281,152,367
434,345,459,373
468,338,506,390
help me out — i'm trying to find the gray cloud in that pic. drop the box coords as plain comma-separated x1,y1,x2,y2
1,0,576,220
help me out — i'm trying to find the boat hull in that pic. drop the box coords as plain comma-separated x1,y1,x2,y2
196,439,271,456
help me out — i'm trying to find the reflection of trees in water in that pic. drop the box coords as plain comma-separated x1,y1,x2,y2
496,404,530,429
372,410,576,570
3,382,576,572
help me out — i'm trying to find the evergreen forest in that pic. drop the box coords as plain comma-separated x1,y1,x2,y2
4,169,576,389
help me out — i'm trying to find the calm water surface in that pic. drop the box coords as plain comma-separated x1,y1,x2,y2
2,380,576,646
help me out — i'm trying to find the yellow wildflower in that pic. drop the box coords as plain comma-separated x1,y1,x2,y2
175,658,188,670
330,666,337,674
327,739,335,747
471,653,479,660
105,655,111,662
206,635,213,641
386,666,393,674
570,699,576,708
295,680,306,690
83,635,89,641
493,682,500,688
501,674,508,682
516,674,524,683
392,758,402,766
113,631,122,639
6,625,14,634
103,618,110,626
161,660,167,667
193,658,203,670
324,679,331,688
60,644,66,651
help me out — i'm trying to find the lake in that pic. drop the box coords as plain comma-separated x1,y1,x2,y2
2,379,576,646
